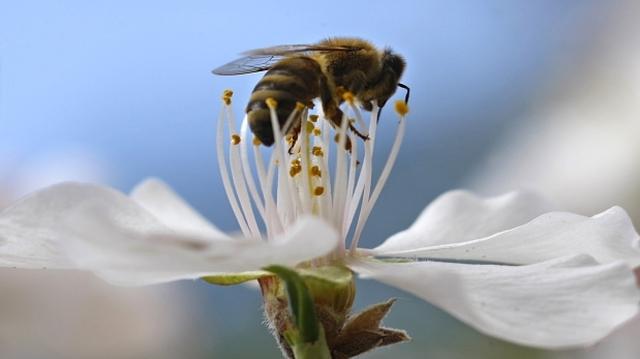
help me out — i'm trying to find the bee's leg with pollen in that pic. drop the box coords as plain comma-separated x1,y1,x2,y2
285,106,304,155
318,73,344,127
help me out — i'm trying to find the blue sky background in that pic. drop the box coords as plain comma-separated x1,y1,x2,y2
0,1,616,357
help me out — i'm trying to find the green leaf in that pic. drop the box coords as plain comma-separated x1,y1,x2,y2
264,265,319,343
201,270,271,286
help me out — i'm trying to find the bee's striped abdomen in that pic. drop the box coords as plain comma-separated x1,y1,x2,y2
246,56,322,146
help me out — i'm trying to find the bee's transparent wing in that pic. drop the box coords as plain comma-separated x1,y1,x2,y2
213,44,363,76
241,44,359,56
212,55,284,76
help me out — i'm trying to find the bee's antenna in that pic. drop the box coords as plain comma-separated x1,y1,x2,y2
375,83,410,123
398,83,410,104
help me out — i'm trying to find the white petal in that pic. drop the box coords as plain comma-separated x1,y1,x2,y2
350,255,640,348
0,182,137,269
376,206,640,267
376,190,554,252
130,178,228,240
65,210,339,285
1,182,339,285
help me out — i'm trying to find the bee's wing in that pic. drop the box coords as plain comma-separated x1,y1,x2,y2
212,54,284,76
241,44,361,56
212,44,363,76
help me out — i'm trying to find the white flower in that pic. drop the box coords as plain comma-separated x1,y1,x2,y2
1,92,639,350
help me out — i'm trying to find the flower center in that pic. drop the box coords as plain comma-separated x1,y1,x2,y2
216,90,408,257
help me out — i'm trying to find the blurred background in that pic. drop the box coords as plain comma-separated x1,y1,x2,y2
1,0,638,358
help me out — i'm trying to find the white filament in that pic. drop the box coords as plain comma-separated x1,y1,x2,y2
217,98,405,257
215,108,251,237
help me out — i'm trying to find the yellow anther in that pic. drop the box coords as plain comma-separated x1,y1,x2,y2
342,91,355,104
336,86,347,98
309,114,319,123
394,99,409,116
313,186,325,196
295,102,306,111
265,97,278,109
312,146,324,157
289,159,302,177
313,128,322,136
222,89,233,105
230,134,241,145
310,165,321,177
252,137,262,146
306,121,315,134
285,134,293,144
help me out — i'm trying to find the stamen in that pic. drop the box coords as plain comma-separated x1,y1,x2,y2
265,97,278,110
351,106,405,252
394,99,409,116
267,98,302,222
216,90,405,253
312,146,324,157
239,118,267,225
225,107,262,238
222,89,233,105
341,91,354,105
310,165,321,177
314,142,332,200
298,110,313,214
289,159,302,177
343,130,358,236
251,135,284,236
332,112,350,230
216,102,251,238
346,105,379,248
305,121,315,134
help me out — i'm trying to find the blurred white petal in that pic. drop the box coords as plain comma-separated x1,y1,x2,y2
468,1,640,223
67,210,338,285
350,255,640,349
0,183,127,269
375,190,554,252
375,206,640,267
130,178,229,240
0,183,339,285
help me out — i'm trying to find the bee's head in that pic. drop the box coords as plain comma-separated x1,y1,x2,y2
361,49,406,111
381,49,406,80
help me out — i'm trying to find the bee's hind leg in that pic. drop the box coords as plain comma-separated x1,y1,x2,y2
287,132,299,155
349,122,369,141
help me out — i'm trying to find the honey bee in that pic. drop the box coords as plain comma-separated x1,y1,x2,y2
212,37,409,147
